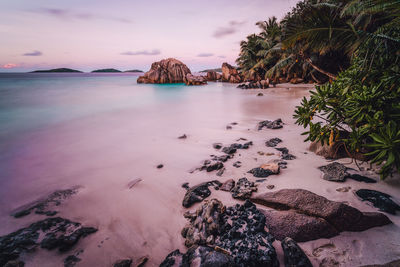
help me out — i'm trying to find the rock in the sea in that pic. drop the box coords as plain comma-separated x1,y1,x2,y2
179,199,279,267
220,179,235,192
318,162,347,182
137,58,191,84
184,73,207,85
206,71,222,81
221,63,243,83
258,119,283,130
11,188,78,218
231,177,257,199
251,189,391,242
281,237,312,267
265,138,282,147
0,217,97,266
182,181,222,208
113,259,132,267
355,189,400,215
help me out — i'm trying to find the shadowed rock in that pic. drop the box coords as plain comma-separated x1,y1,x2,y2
265,138,282,147
137,58,191,84
251,189,391,242
275,147,296,160
184,73,207,85
220,179,235,192
355,189,400,215
281,237,312,267
64,255,81,267
318,162,347,182
182,181,222,208
113,259,132,267
248,163,280,178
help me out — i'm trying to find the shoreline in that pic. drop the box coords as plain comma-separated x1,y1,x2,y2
1,83,399,266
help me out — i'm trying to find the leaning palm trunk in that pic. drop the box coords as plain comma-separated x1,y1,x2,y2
305,58,337,80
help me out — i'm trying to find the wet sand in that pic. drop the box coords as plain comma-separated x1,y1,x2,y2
1,82,399,266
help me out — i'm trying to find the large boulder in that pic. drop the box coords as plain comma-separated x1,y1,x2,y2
251,189,391,242
184,73,207,85
206,71,222,81
221,63,243,83
137,58,191,84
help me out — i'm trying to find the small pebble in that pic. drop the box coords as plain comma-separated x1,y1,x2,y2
157,164,164,169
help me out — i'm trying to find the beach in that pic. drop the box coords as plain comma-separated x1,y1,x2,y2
0,74,399,266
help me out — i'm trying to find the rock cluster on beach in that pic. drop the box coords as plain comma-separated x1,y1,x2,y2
237,80,270,89
137,58,191,84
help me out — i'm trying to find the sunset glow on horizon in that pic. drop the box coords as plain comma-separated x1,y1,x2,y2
0,0,297,72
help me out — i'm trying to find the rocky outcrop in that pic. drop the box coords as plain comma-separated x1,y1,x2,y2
206,71,222,81
137,58,191,84
184,73,207,85
0,217,97,266
231,178,257,199
319,162,377,183
221,63,243,83
251,189,392,242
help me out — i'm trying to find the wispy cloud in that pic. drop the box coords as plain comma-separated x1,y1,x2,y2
23,50,42,56
197,53,214,57
2,63,18,69
33,8,132,24
213,21,246,38
121,49,161,56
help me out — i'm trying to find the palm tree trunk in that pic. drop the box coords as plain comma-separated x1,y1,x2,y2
306,58,337,80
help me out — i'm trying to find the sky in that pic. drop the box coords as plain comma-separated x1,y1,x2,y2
0,0,298,72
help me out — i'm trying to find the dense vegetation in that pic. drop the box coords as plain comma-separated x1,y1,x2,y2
31,68,82,73
237,0,400,178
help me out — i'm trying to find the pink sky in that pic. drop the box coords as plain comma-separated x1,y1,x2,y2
0,0,298,72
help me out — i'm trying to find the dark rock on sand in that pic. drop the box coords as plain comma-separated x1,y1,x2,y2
318,162,347,182
157,164,164,169
182,181,222,208
231,178,257,199
355,189,400,215
222,142,253,154
11,188,78,218
216,168,225,177
0,217,97,266
207,162,224,172
160,249,183,267
178,134,187,139
220,179,235,192
265,138,282,147
211,155,231,162
137,58,191,84
180,199,279,267
275,147,296,160
113,259,132,267
64,255,81,267
347,173,376,183
233,161,241,168
251,189,391,242
269,159,288,169
281,237,312,267
213,143,223,149
258,119,283,130
257,93,263,96
248,162,280,178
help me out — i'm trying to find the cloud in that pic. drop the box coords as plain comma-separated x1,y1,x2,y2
213,21,246,38
197,53,214,57
23,50,42,56
218,55,226,58
121,49,161,56
33,8,132,24
2,63,18,69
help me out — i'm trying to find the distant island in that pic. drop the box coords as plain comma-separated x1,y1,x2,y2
124,69,144,73
31,68,83,73
199,68,222,73
91,68,122,73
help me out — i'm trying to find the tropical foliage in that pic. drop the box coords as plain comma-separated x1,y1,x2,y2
237,0,400,178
